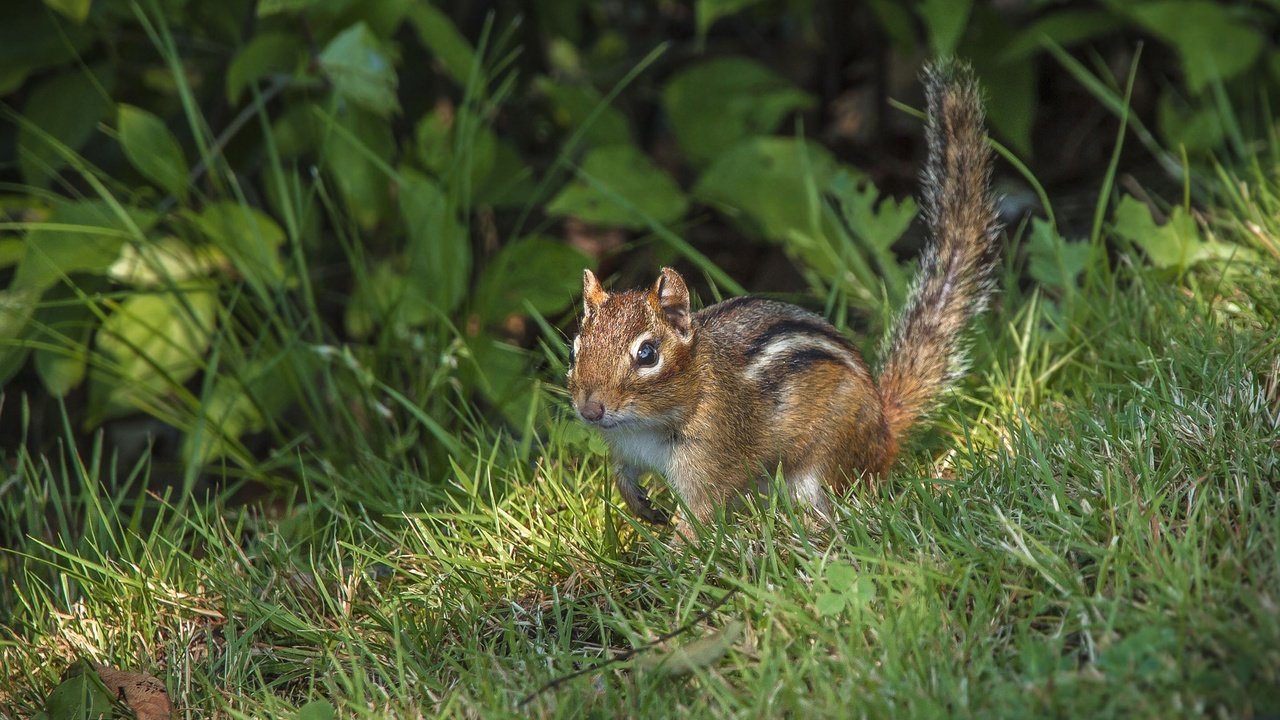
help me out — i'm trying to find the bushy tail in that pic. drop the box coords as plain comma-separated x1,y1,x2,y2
878,61,1002,453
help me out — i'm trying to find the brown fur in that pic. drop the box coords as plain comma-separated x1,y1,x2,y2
567,61,1000,531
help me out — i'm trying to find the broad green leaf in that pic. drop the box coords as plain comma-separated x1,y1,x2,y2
963,7,1035,156
14,200,157,292
0,289,37,386
918,0,973,57
18,66,114,189
257,0,325,15
828,169,917,252
272,102,326,159
462,335,536,427
41,0,91,23
226,32,307,104
815,592,846,617
663,57,814,167
475,236,590,324
184,350,319,467
400,169,470,315
546,145,688,230
694,137,837,243
118,105,189,200
194,203,286,289
319,22,400,116
478,139,537,208
536,78,632,147
1157,92,1224,154
867,0,919,52
696,0,765,42
108,236,231,287
33,291,94,397
1120,1,1263,93
826,563,858,593
1002,10,1119,61
414,108,497,192
319,105,394,230
293,700,338,720
0,3,92,94
405,3,477,85
344,258,431,338
1111,195,1247,271
1026,218,1091,291
0,239,24,268
44,662,115,719
847,577,876,606
636,620,745,676
92,287,218,417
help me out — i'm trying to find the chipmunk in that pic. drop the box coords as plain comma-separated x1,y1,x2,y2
566,61,1002,531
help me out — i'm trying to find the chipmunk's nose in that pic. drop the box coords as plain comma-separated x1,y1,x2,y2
578,398,605,423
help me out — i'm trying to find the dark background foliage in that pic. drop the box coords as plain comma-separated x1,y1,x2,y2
0,0,1275,501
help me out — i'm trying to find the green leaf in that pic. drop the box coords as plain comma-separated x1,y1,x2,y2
867,0,921,52
815,592,846,617
826,563,858,593
636,620,745,677
0,3,92,95
18,66,114,189
828,169,917,253
1156,91,1224,154
475,236,590,324
319,104,394,230
44,662,115,719
694,136,837,243
918,0,973,57
1002,10,1119,62
293,699,337,720
696,0,765,42
0,239,26,268
400,169,470,315
462,336,536,426
0,289,37,387
319,22,400,116
92,287,218,418
14,200,157,293
1026,218,1091,291
185,349,318,468
663,57,814,167
963,8,1035,156
118,105,189,200
226,32,307,104
257,0,325,16
847,577,876,606
546,145,688,230
41,0,92,23
1119,1,1263,94
414,108,497,192
33,291,94,397
108,236,231,288
194,203,286,289
536,78,632,147
1111,196,1247,271
405,3,477,85
345,258,432,338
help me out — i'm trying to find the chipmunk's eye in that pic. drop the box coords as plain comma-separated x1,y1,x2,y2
636,340,658,367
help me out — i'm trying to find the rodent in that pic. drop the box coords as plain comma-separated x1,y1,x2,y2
566,61,1002,531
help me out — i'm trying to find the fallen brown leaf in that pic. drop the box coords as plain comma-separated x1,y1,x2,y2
90,663,174,720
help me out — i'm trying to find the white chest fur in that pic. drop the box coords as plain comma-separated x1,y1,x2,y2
605,425,676,476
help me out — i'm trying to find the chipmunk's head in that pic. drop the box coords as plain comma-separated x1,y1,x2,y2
567,267,697,430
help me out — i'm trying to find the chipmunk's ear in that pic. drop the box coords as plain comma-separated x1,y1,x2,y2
582,269,608,317
652,267,691,337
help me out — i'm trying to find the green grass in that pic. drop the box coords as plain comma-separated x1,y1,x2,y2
2,192,1278,718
